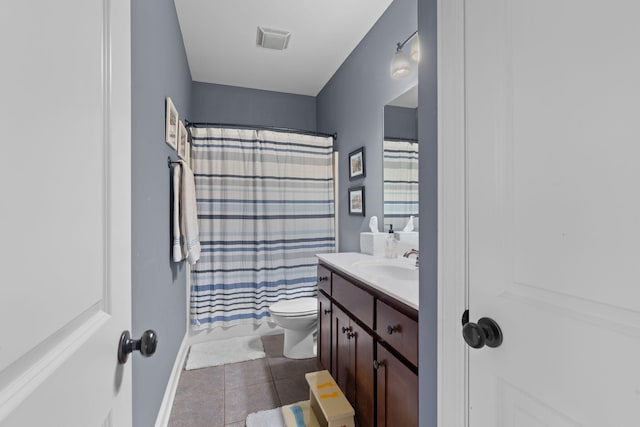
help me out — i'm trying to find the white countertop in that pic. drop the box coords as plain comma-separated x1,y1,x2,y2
316,252,419,310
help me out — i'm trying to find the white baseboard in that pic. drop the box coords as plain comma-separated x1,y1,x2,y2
154,334,189,427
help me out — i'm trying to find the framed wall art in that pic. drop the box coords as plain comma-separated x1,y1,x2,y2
349,146,366,180
177,120,188,161
348,186,365,216
186,138,192,169
165,97,179,150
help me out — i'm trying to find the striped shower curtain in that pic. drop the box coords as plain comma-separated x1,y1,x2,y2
383,138,419,230
189,127,336,329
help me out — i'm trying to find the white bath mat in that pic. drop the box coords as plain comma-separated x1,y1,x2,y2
185,335,266,370
246,401,313,427
245,407,285,427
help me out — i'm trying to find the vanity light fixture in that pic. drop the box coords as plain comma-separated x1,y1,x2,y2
390,31,420,79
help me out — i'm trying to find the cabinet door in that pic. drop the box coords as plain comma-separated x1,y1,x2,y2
351,321,374,427
376,344,418,427
317,291,332,371
333,305,351,392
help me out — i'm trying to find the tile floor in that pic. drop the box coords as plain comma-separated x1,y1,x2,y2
168,334,321,427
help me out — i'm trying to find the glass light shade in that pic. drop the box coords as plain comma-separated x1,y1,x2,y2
391,50,412,79
410,33,420,63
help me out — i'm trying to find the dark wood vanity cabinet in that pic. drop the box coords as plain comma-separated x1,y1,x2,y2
317,291,332,371
332,306,374,427
317,264,332,294
376,300,418,367
376,344,418,427
317,263,418,427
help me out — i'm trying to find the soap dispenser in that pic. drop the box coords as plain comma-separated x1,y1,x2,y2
385,224,398,259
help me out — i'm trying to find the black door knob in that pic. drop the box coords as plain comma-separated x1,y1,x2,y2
118,329,158,364
462,316,502,349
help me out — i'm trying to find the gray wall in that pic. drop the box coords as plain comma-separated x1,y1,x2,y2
191,82,317,130
417,0,438,426
131,1,192,426
316,0,418,251
384,105,418,140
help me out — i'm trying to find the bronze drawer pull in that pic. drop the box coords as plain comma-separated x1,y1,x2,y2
387,325,400,334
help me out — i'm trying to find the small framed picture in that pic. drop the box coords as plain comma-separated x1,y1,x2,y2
348,186,365,216
186,138,193,169
177,120,188,161
349,147,365,180
165,97,179,150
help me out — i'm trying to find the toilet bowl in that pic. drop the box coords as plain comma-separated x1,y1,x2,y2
268,297,318,359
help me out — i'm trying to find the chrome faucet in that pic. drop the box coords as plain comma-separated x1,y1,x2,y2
403,249,419,267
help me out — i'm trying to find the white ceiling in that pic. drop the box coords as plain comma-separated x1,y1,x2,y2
174,0,393,96
388,85,418,108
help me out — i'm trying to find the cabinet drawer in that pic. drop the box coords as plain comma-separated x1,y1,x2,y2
317,265,332,294
332,274,374,328
376,300,418,366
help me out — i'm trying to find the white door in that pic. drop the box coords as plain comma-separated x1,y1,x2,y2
460,0,640,425
0,0,132,426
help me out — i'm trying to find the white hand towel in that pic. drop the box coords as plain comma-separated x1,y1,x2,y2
172,164,185,262
180,160,201,264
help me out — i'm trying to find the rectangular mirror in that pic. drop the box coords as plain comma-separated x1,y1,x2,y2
383,85,418,233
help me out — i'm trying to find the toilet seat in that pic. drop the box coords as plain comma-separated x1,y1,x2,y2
269,297,317,317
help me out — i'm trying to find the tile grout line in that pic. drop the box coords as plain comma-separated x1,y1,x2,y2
223,363,227,426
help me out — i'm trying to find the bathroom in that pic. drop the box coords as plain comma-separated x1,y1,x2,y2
131,0,640,424
4,0,639,425
132,0,431,425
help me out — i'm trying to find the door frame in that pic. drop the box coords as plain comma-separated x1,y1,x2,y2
437,0,468,426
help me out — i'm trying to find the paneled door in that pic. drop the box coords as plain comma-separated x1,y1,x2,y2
461,0,640,425
0,0,132,425
332,306,351,394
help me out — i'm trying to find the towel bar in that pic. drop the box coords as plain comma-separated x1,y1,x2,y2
167,156,180,168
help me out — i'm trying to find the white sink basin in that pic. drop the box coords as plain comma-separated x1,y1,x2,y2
316,253,419,309
352,259,418,281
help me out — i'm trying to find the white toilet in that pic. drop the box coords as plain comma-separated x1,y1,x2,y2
268,297,318,359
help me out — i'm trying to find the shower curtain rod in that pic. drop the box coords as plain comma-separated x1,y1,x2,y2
184,120,337,140
384,136,419,143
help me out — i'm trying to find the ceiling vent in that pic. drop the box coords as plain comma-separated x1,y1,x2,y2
256,27,291,50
